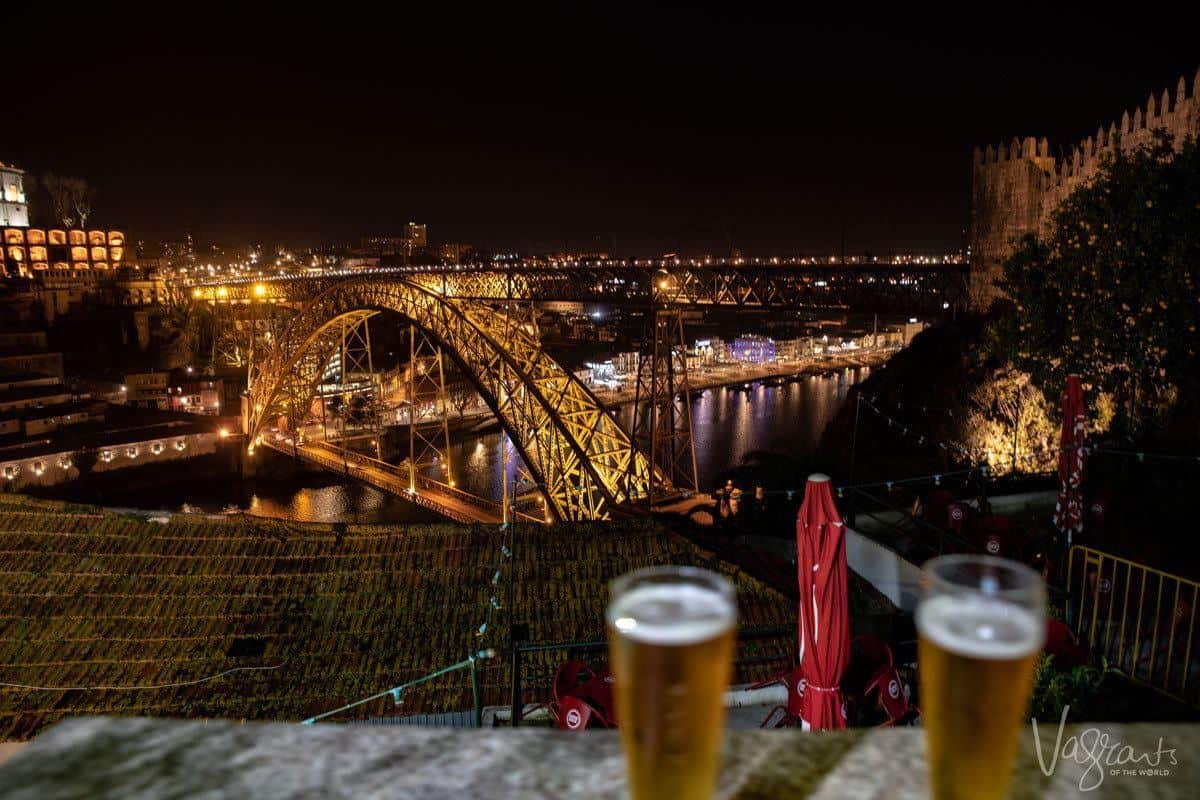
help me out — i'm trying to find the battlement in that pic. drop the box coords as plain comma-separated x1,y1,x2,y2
969,66,1200,304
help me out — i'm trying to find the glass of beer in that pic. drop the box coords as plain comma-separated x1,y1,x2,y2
607,566,737,800
917,554,1046,800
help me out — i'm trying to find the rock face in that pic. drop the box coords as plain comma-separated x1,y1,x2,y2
970,67,1200,306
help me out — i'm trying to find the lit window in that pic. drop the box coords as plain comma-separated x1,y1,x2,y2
48,230,67,245
68,230,86,245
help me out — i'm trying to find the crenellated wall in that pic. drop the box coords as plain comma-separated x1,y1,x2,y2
969,67,1200,305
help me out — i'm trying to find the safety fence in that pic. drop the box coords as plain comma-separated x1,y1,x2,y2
1066,545,1199,707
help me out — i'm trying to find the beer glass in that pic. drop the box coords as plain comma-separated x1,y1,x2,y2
917,554,1046,800
607,566,737,800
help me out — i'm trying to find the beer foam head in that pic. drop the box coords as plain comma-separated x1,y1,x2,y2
607,582,736,645
917,594,1044,660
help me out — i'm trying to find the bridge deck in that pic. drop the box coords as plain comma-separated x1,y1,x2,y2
261,439,504,524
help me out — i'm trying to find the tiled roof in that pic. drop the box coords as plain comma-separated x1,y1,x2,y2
0,496,795,740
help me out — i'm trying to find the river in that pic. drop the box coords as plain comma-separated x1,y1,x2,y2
75,367,867,523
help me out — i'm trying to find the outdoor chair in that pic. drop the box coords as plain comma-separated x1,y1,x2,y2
946,501,973,538
840,635,919,726
543,660,616,730
976,514,1019,558
752,665,806,728
1044,618,1089,669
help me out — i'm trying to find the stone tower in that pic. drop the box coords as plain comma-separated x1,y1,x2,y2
969,67,1200,306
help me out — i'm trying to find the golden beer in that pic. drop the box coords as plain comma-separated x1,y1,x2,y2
917,557,1045,800
607,567,737,800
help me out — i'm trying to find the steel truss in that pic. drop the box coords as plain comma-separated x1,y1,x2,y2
191,261,970,314
246,278,653,521
632,309,698,503
405,324,454,492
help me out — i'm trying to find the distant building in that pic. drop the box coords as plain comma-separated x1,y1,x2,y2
613,351,640,377
124,371,170,411
0,333,97,442
0,331,64,379
438,242,469,262
0,162,29,228
360,223,428,261
729,335,775,364
773,337,814,362
3,226,128,279
405,222,427,250
168,377,223,416
112,269,169,306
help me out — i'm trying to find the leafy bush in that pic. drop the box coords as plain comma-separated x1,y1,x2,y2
1030,654,1112,722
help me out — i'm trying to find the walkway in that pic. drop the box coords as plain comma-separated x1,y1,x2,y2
261,438,507,524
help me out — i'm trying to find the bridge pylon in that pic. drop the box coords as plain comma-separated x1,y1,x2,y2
631,308,699,504
404,324,454,492
209,304,245,367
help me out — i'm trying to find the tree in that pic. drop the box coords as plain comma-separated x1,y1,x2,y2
42,173,75,227
40,173,95,228
70,178,95,228
993,132,1200,439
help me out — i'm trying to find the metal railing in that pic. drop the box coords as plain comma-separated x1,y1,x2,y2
302,649,495,726
1066,545,1199,707
843,486,973,560
507,624,793,726
281,439,520,523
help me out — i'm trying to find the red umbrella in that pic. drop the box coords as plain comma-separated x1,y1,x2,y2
1052,375,1086,547
796,474,850,730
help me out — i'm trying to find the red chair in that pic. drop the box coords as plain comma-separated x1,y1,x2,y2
977,515,1015,558
555,695,608,730
1044,619,1089,669
924,489,955,530
576,666,616,725
547,660,615,730
843,635,918,726
753,665,806,728
863,663,917,725
947,502,972,537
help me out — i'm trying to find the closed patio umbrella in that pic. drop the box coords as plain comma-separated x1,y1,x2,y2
1052,375,1086,547
796,474,850,730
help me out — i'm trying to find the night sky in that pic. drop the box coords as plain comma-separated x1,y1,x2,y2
6,8,1196,255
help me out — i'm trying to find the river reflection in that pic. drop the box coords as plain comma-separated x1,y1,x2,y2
439,367,866,500
85,472,442,524
74,367,864,523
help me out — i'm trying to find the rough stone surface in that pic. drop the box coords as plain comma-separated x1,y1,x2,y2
0,716,1195,798
969,66,1200,305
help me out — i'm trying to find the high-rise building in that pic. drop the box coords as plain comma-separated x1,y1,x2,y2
405,222,427,250
0,162,29,228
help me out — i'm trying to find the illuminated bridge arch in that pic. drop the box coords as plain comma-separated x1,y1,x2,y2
245,278,652,521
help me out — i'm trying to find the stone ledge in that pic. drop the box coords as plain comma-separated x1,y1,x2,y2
0,717,1195,799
